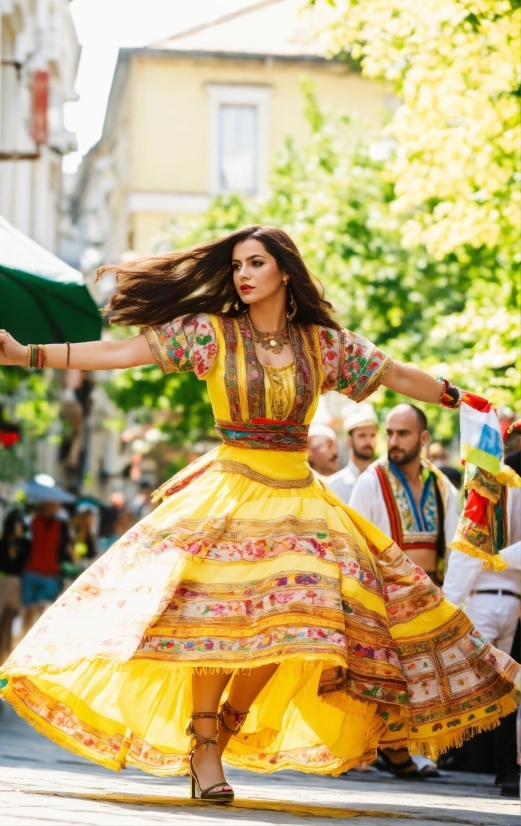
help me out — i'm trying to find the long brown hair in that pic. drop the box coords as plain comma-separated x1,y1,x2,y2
97,225,341,330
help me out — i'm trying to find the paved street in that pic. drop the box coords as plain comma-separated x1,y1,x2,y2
0,701,518,825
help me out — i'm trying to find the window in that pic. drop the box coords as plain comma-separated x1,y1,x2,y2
219,104,257,194
207,84,271,196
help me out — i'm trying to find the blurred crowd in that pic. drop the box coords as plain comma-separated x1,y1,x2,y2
0,482,155,664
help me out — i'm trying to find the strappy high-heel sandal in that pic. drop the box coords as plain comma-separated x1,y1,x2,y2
187,712,235,803
218,699,250,735
377,748,424,780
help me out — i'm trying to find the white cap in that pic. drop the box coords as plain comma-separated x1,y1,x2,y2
343,403,378,434
308,424,337,442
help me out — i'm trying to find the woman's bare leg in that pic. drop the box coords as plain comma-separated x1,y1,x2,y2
218,663,279,755
190,671,231,792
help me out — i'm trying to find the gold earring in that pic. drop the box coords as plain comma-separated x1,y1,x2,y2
287,286,297,321
234,300,239,311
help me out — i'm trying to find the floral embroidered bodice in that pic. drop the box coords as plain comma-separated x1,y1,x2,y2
145,313,392,435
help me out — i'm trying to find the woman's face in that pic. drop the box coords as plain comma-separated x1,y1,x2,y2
232,238,286,307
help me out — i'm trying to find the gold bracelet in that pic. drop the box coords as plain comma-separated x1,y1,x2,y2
66,342,71,368
27,344,47,369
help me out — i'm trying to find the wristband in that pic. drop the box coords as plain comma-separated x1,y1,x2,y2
437,376,462,409
27,344,47,369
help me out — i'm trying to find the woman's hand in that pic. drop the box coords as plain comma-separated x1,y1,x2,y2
0,331,26,366
0,330,156,371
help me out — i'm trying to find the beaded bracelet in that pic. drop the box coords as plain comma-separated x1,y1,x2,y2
27,344,47,369
437,378,449,404
437,376,462,409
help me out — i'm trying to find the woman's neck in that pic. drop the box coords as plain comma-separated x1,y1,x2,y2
248,299,287,332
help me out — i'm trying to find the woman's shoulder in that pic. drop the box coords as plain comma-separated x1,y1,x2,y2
315,324,348,356
189,313,218,333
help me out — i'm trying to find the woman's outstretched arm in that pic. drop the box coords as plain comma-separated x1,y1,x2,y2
0,331,155,371
382,361,445,404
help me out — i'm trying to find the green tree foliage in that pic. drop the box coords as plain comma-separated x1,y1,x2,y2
158,88,516,443
0,366,59,480
309,0,520,407
105,365,215,446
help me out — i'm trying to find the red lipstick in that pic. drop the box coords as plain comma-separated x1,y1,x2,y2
240,285,254,292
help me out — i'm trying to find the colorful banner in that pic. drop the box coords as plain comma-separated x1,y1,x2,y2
459,395,503,476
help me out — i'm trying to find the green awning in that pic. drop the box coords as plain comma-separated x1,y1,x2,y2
0,216,102,345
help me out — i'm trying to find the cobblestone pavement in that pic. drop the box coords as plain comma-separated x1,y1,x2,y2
0,701,518,826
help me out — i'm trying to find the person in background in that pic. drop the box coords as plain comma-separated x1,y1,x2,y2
22,501,73,633
0,510,30,663
132,481,155,519
443,526,521,795
504,448,521,548
72,505,98,563
427,441,463,490
350,404,459,584
498,407,516,445
446,430,521,797
328,404,378,503
426,441,447,465
350,403,459,780
307,424,339,481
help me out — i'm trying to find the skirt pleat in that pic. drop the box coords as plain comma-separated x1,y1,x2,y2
1,465,519,775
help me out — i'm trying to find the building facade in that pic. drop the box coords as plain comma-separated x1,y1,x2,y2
0,0,79,252
73,0,391,264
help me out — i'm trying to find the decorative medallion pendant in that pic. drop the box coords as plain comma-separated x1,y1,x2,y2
248,315,290,354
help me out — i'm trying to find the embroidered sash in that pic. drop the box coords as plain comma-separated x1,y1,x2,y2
215,419,309,451
375,465,404,547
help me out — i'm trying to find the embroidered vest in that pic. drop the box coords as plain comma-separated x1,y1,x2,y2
375,462,447,583
216,316,321,451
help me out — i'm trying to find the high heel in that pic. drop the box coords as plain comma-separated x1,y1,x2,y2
187,712,234,803
376,748,424,780
218,699,250,734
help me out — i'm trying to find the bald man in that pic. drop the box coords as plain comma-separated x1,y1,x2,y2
350,404,459,584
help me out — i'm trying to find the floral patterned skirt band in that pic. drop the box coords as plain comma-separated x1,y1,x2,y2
214,419,309,451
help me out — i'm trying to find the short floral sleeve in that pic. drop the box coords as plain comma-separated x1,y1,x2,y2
319,326,393,402
145,313,217,378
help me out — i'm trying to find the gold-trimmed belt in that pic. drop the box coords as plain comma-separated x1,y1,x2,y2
215,419,309,452
211,459,314,489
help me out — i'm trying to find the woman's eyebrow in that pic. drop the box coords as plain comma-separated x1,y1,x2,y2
232,255,266,263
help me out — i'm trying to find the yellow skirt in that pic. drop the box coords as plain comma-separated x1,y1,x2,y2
1,450,519,776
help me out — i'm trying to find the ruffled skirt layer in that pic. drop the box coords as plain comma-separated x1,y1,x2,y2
1,458,519,776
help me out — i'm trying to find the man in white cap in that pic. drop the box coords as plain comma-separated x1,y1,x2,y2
327,403,378,504
307,424,339,481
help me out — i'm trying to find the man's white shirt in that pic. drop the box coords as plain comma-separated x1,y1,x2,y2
327,459,361,504
443,480,521,606
348,461,460,547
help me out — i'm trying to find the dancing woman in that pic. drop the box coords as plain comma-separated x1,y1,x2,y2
0,226,518,803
